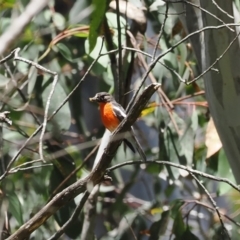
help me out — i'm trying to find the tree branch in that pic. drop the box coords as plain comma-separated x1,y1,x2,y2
0,0,49,55
7,83,160,240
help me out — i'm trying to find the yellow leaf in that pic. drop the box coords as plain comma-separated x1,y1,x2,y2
205,117,222,158
140,102,157,117
150,207,163,215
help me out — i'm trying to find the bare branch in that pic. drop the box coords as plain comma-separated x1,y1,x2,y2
6,83,159,240
0,38,105,181
126,23,240,111
190,172,229,238
0,112,12,126
0,47,58,164
0,0,49,55
211,0,234,19
48,191,90,240
107,160,240,193
152,2,169,61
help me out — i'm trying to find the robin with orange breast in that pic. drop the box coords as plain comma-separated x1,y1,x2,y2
89,92,146,161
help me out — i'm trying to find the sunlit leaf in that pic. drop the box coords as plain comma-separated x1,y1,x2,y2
0,0,15,9
56,43,73,62
150,207,163,215
85,36,109,75
140,102,157,117
41,75,71,131
88,0,108,52
0,73,10,88
218,149,235,195
52,12,65,30
205,117,222,158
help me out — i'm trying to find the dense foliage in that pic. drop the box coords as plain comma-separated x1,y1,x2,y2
0,0,239,239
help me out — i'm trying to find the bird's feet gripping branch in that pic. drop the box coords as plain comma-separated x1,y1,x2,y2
89,92,146,161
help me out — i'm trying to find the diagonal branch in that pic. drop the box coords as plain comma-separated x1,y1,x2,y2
6,83,160,240
0,0,49,55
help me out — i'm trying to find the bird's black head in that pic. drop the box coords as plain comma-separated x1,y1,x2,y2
89,92,113,103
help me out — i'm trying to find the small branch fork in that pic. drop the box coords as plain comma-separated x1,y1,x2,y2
1,22,238,180
127,22,240,110
0,7,239,238
0,48,58,178
0,39,106,182
0,111,12,126
6,83,160,240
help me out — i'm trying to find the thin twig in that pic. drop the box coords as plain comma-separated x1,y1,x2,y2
152,2,169,61
127,30,173,110
115,0,123,101
184,200,240,228
123,46,186,82
0,0,49,55
2,48,58,162
0,111,12,126
126,23,240,111
188,30,240,84
6,83,159,240
0,39,105,181
80,186,99,240
189,172,229,238
107,160,240,193
9,159,44,172
185,1,234,32
211,0,234,19
39,74,58,162
9,164,52,173
48,143,99,200
48,191,90,240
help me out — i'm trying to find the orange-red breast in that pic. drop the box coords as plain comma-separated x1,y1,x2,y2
90,92,146,161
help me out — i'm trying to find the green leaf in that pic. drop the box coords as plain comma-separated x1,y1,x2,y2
56,43,73,62
180,123,194,165
149,210,170,239
116,212,138,240
28,64,38,95
69,0,88,24
172,211,185,238
41,75,71,131
85,36,109,75
181,228,200,240
218,149,235,195
0,0,15,9
105,12,127,46
177,43,187,76
52,12,65,30
0,73,10,88
170,199,185,218
6,192,23,225
88,0,108,52
164,119,187,179
49,149,82,239
73,31,89,38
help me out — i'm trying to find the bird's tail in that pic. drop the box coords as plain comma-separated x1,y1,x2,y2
130,127,147,162
123,138,135,153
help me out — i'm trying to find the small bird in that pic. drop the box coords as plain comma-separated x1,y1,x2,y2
89,92,146,161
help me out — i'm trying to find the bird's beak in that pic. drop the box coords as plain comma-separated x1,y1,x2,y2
89,96,97,102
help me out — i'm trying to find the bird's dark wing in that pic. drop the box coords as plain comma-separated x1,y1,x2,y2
112,101,127,121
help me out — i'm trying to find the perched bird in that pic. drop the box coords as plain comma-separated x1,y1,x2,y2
89,92,146,161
